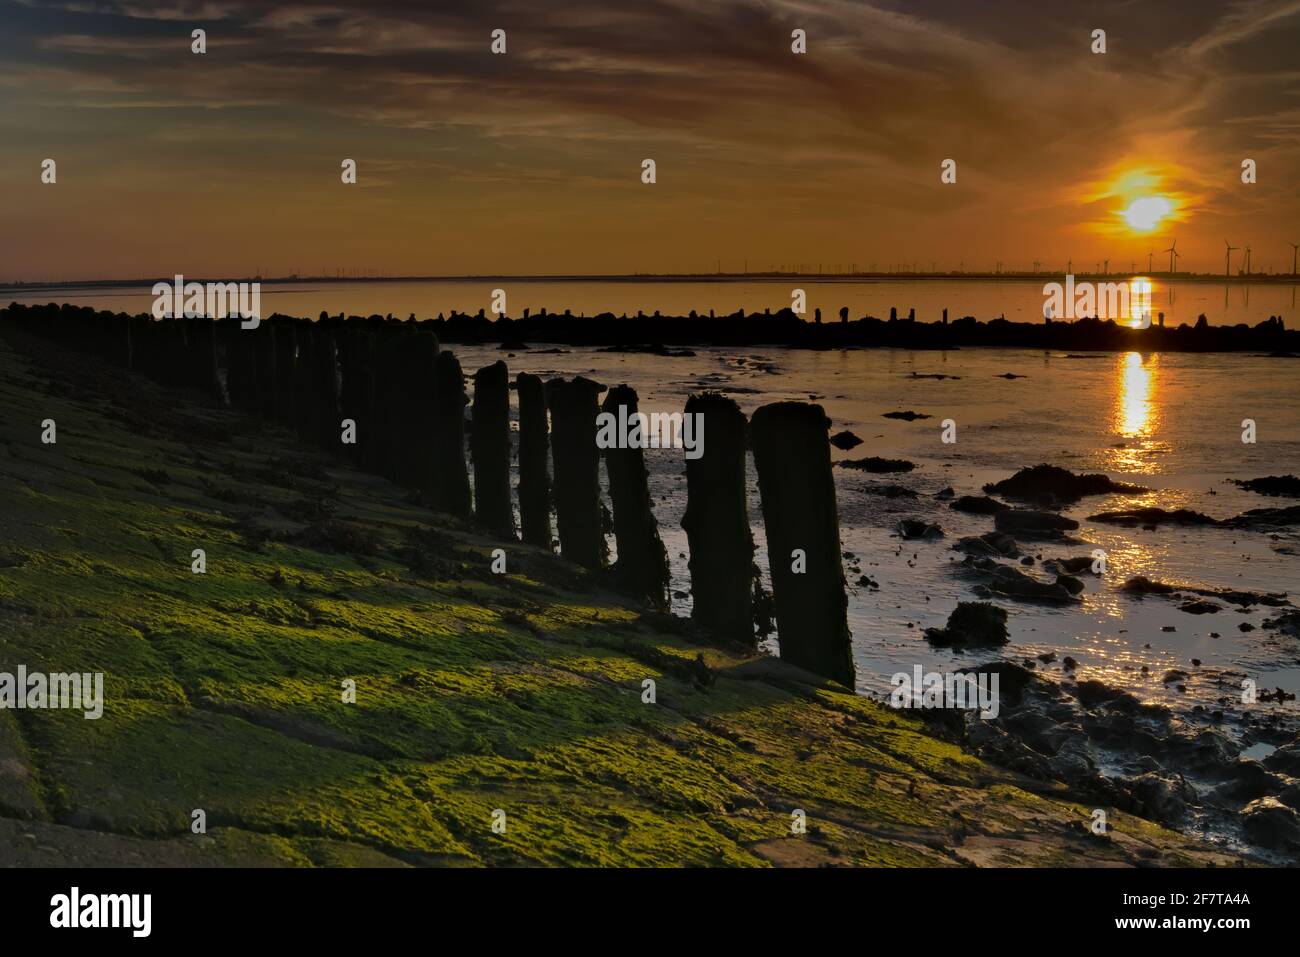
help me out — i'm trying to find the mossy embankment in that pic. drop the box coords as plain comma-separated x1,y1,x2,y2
0,328,1242,867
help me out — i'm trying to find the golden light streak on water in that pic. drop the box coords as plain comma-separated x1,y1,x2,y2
1129,277,1152,328
1104,351,1164,472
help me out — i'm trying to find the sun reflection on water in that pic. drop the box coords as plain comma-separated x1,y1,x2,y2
1107,351,1164,471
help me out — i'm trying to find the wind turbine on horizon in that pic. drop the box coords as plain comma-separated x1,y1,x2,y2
1164,238,1178,274
1224,239,1238,277
1290,242,1299,276
1244,246,1252,276
1147,250,1154,272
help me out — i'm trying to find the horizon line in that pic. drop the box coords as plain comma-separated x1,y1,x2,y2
5,271,1300,291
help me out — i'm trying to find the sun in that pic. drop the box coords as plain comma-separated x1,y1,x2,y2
1119,195,1174,232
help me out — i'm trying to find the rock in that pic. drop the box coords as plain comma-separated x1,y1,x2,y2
1122,772,1194,827
1122,575,1288,608
836,456,915,473
1121,576,1178,596
862,483,917,499
924,601,1009,648
1055,574,1085,596
950,495,1010,515
954,531,1021,559
898,519,943,540
935,487,955,500
974,563,1077,603
995,509,1080,537
1262,611,1300,638
1264,743,1300,776
1243,797,1300,850
1048,738,1098,784
1232,475,1300,498
881,410,931,421
983,464,1148,504
1233,504,1300,531
1088,507,1219,527
1178,600,1222,614
829,430,862,450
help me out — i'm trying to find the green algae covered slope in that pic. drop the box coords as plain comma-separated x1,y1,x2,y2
0,329,1240,867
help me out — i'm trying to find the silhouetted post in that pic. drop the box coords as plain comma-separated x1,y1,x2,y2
309,327,339,448
364,325,401,477
431,350,472,517
387,330,437,494
272,321,297,427
682,393,755,644
254,322,278,420
223,320,257,411
335,325,371,462
292,323,316,440
601,385,669,608
516,372,552,549
890,306,897,321
750,401,854,685
471,360,515,537
546,376,606,569
188,318,222,401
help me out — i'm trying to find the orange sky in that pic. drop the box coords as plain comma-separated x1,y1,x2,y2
1,0,1298,280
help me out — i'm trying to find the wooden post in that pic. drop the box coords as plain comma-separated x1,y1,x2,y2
750,401,854,685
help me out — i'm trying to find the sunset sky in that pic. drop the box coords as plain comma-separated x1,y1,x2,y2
2,0,1298,280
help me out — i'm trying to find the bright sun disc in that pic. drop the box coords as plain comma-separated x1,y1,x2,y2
1120,196,1173,232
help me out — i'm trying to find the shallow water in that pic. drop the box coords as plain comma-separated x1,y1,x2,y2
450,343,1300,730
6,276,1299,326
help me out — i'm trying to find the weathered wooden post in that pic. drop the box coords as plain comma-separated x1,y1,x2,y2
335,324,370,463
681,392,755,644
291,322,317,441
601,385,669,609
309,326,339,449
546,376,606,569
431,350,472,517
471,361,515,537
750,401,854,685
254,322,278,420
516,372,552,549
273,320,297,427
187,318,222,401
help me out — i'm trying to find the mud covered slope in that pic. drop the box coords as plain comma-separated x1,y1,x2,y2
0,329,1242,867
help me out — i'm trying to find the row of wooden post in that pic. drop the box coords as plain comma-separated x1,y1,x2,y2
2,304,855,686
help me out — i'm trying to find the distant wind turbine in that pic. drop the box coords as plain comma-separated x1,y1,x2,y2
1224,240,1238,277
1164,239,1178,274
1290,242,1299,276
1245,246,1252,276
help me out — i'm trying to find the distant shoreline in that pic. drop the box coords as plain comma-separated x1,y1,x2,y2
5,302,1294,354
4,272,1300,293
